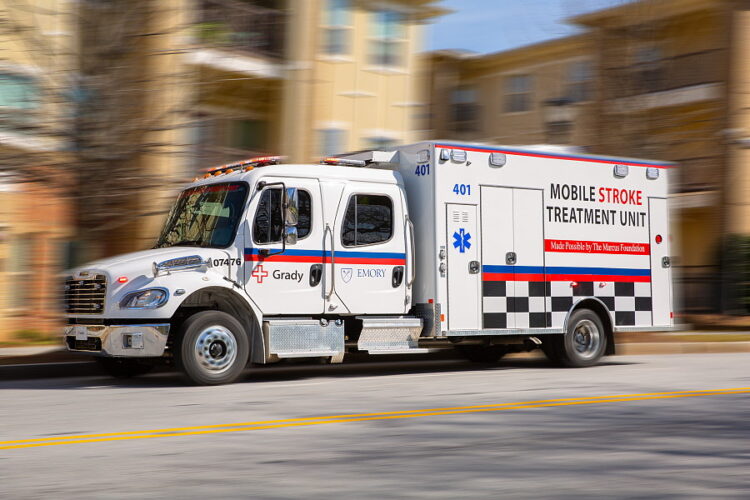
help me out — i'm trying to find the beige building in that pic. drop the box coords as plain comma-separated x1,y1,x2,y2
425,35,596,148
426,0,750,313
0,0,445,340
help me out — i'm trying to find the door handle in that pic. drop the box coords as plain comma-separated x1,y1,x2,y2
468,261,480,274
310,264,323,287
392,266,404,287
506,252,517,265
662,256,671,268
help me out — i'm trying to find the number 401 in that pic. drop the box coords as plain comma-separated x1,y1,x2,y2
453,183,471,195
414,164,430,176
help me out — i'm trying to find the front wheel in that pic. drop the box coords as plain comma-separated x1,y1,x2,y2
175,311,250,385
544,309,607,367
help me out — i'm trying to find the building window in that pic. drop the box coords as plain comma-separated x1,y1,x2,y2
566,61,592,103
0,73,39,110
366,137,398,150
504,75,533,113
322,0,351,55
451,87,478,132
633,46,663,94
369,10,406,67
6,235,33,310
341,195,393,247
319,129,346,156
253,188,312,244
227,119,267,151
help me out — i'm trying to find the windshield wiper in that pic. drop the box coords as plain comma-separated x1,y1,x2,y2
162,239,204,248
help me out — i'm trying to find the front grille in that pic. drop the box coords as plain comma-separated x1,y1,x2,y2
64,274,107,314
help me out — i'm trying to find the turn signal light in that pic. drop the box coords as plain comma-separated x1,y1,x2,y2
117,276,128,284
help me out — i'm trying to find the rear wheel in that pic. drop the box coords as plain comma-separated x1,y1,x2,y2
96,358,154,378
457,345,508,364
175,311,250,385
544,309,607,367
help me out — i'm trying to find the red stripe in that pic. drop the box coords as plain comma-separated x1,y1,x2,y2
245,255,405,265
545,239,650,255
484,273,651,283
546,274,651,283
335,257,405,265
483,273,545,282
435,144,673,169
245,255,323,263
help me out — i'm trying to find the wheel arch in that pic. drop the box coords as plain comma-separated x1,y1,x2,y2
171,286,265,363
565,297,615,355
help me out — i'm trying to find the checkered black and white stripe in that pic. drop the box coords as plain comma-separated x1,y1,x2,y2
483,280,652,329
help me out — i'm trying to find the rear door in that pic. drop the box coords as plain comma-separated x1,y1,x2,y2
446,203,481,330
648,197,673,326
328,182,408,314
244,178,325,315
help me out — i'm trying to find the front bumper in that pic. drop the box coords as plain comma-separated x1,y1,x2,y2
64,324,170,357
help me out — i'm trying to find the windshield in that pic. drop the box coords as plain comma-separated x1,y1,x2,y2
156,182,248,249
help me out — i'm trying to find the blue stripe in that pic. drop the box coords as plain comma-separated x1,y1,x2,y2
438,142,674,167
483,265,543,274
245,248,406,259
245,248,323,257
482,265,651,276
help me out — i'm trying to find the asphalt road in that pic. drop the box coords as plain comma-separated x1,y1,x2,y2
1,353,749,499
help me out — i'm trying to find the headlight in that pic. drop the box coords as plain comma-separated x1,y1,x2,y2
120,288,169,309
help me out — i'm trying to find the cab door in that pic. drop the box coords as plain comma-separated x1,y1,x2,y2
244,178,325,315
327,182,408,315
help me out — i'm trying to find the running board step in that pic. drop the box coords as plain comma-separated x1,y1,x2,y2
356,316,423,353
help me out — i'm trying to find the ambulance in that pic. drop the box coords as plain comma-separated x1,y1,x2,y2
63,141,674,385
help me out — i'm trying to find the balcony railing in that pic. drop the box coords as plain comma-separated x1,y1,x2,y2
197,0,286,59
606,50,725,99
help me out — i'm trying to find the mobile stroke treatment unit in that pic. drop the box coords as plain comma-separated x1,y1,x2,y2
64,142,674,385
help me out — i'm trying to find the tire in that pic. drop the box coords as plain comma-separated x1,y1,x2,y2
97,358,154,378
544,309,607,367
457,345,507,364
174,310,250,386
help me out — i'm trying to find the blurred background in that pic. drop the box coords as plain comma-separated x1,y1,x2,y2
1,0,749,344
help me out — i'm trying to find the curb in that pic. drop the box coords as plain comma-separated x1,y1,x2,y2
1,342,748,381
617,341,750,355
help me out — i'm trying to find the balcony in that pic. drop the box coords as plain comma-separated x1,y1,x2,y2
607,50,725,111
187,0,286,77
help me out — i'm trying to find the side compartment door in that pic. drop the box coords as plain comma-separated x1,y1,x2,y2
649,197,673,326
480,187,514,329
511,189,547,329
244,178,325,315
446,204,481,330
328,183,408,315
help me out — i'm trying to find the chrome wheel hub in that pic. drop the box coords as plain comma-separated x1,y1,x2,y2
572,319,601,360
194,325,237,373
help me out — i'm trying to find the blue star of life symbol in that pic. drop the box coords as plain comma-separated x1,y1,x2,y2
453,228,471,253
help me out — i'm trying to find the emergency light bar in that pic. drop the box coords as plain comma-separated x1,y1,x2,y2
198,156,284,180
321,157,367,167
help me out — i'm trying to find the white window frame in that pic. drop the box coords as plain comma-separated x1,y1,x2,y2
321,0,353,57
504,74,533,114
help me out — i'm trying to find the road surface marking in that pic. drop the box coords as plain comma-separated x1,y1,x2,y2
2,387,748,451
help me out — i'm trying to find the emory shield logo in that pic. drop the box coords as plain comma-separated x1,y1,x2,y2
341,268,353,283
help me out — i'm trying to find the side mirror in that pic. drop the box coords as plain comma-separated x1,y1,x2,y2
283,187,299,227
284,226,298,245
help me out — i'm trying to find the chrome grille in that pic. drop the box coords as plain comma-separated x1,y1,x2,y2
64,274,107,314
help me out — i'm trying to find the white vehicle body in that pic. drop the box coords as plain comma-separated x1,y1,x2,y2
64,141,674,384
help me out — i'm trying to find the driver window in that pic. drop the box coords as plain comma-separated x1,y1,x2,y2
252,188,312,244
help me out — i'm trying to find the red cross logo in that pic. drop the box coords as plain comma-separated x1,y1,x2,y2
251,265,269,283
